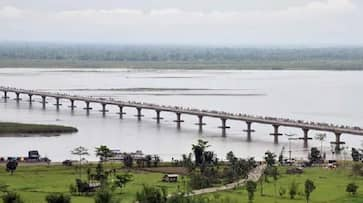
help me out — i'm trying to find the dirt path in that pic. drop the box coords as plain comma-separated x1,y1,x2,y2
190,164,266,196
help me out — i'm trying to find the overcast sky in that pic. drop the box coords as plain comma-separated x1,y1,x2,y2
0,0,362,46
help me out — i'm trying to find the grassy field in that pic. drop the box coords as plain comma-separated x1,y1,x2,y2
0,122,78,135
1,164,363,203
202,166,363,203
0,164,181,203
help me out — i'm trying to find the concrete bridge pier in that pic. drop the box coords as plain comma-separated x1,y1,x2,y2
218,118,230,137
300,128,312,148
117,106,126,119
100,103,109,116
195,115,206,132
331,132,345,152
2,91,9,99
41,96,46,109
135,107,144,120
15,92,21,102
83,101,92,112
68,100,76,110
53,97,62,110
173,112,184,129
28,94,33,103
152,110,163,123
243,121,255,141
270,124,282,144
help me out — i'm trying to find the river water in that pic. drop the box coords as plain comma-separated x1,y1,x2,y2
0,68,362,161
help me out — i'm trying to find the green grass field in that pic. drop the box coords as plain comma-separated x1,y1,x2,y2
0,122,78,135
203,167,363,203
0,164,181,203
1,164,363,203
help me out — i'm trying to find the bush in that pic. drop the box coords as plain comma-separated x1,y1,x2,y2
2,191,24,203
45,193,71,203
346,183,359,196
189,171,213,190
94,188,120,203
69,184,77,195
352,163,363,176
279,186,286,197
136,185,167,203
289,180,299,199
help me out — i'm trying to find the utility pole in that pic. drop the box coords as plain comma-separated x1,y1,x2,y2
285,133,297,163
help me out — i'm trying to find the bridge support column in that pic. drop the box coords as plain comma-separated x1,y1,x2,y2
152,110,163,123
243,121,255,142
300,128,312,148
117,106,126,119
270,125,282,144
135,107,144,120
69,100,76,110
330,132,345,152
83,101,92,112
100,103,108,115
41,96,46,109
195,115,206,133
218,118,230,137
2,91,9,99
28,94,33,103
173,112,184,129
54,97,62,109
15,92,21,102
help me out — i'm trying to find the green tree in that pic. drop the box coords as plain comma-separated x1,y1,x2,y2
113,173,133,191
45,193,71,203
123,154,133,168
351,148,361,162
192,139,210,166
246,181,257,203
346,183,359,196
6,161,17,175
264,151,276,167
309,147,322,164
145,155,152,167
71,146,89,178
95,145,113,162
305,179,316,203
315,133,327,155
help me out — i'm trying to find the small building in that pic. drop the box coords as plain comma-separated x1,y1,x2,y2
162,174,178,182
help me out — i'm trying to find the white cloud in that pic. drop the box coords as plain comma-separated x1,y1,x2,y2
0,5,23,18
0,0,361,45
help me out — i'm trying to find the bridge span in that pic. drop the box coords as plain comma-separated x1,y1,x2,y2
1,86,362,151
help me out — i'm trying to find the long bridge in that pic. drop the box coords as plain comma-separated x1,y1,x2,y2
1,86,362,151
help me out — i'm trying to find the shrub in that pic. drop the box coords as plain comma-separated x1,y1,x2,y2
246,181,257,202
346,183,359,196
289,180,299,199
279,186,286,197
94,188,120,203
45,193,71,203
2,191,24,203
352,163,363,176
136,185,167,203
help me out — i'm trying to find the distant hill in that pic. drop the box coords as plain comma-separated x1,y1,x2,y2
0,42,362,70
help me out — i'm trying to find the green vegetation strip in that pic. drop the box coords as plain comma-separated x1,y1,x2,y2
0,122,78,134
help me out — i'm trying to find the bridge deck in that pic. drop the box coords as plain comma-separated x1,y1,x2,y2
1,86,362,136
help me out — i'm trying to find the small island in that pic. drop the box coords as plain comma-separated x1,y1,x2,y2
0,122,78,135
